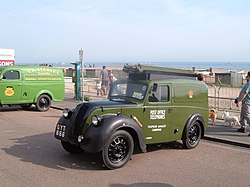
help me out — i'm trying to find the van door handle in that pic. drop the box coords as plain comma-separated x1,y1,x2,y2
168,108,173,113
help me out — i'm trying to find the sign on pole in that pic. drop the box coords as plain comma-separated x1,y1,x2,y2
0,49,15,66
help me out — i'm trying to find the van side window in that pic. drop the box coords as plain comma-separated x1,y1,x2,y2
148,85,169,103
3,70,20,80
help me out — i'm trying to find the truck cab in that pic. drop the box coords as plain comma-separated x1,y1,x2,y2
55,64,208,169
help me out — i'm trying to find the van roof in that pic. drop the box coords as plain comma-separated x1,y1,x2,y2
121,77,206,88
123,64,197,81
152,78,206,86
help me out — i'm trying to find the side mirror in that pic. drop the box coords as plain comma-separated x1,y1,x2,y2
152,83,158,92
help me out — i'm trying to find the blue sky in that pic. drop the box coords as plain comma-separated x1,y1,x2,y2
1,0,250,65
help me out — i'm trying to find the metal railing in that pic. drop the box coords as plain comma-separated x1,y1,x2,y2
208,84,241,115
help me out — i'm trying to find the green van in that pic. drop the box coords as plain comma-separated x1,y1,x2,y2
55,64,208,169
0,66,65,111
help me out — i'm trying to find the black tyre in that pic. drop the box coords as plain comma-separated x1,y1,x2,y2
61,141,83,154
36,95,51,112
102,130,134,169
182,121,202,149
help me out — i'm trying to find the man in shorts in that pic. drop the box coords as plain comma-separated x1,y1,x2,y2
100,66,109,95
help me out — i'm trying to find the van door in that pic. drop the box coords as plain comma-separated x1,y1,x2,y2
0,70,22,104
141,84,173,144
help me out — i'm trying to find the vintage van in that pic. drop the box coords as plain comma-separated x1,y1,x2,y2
54,64,208,169
0,66,65,111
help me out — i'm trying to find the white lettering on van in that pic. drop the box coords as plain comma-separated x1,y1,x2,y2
150,110,165,120
147,124,167,132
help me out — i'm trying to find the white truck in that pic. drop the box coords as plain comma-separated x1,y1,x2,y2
0,49,15,66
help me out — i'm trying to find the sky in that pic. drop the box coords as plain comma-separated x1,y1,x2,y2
1,0,250,66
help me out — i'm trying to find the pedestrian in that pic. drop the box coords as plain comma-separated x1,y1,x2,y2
235,71,250,135
108,70,117,91
100,66,109,95
96,80,103,96
197,74,204,81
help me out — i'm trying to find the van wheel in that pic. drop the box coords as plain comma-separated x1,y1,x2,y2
61,141,83,154
182,121,201,149
102,130,134,169
36,95,51,112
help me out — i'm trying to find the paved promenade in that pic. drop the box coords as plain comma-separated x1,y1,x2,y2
51,82,250,148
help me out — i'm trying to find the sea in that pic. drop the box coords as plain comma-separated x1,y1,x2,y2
19,61,249,71
67,61,249,71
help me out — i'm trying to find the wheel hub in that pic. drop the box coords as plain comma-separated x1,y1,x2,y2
108,137,128,163
39,98,48,108
189,125,198,144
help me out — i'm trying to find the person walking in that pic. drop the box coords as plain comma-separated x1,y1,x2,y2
100,66,109,95
108,70,117,86
235,71,250,134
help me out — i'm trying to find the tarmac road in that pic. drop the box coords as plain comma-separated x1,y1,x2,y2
1,106,250,187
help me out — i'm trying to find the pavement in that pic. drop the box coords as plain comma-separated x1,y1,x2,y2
51,91,250,148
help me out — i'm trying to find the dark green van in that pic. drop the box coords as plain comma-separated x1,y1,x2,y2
0,66,64,111
55,65,208,169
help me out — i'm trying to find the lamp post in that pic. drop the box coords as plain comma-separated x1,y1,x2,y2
79,48,84,101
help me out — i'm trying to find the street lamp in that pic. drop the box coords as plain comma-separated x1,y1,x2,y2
79,48,84,101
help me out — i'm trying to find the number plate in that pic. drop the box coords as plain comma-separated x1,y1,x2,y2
55,124,67,138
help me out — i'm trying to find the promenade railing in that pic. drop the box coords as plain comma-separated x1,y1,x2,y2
208,84,241,116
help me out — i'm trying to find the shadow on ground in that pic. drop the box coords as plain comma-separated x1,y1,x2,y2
2,132,185,171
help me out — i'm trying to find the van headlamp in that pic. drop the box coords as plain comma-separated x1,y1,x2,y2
63,108,72,118
92,115,103,126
